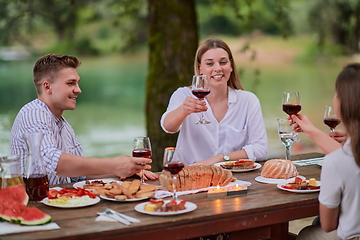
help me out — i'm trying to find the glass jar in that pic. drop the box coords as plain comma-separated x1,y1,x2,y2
0,154,25,189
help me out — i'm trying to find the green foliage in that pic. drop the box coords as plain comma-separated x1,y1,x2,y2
45,37,99,56
294,40,343,66
306,0,360,54
197,0,293,37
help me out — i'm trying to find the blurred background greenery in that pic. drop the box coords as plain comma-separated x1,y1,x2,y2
0,0,359,163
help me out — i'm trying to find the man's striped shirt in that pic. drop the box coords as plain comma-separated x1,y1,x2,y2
11,99,85,185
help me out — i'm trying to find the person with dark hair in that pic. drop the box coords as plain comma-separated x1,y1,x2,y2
161,38,268,165
11,54,157,185
293,63,360,240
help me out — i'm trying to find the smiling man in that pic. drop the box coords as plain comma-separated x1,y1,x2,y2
11,54,157,185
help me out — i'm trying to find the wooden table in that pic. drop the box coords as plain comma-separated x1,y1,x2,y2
1,152,324,240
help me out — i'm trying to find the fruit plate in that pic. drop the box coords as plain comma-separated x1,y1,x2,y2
100,195,150,202
73,179,122,189
42,196,100,208
134,200,197,216
255,175,305,184
214,162,261,172
277,180,321,193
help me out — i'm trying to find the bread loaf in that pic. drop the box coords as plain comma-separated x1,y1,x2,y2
159,165,236,191
261,159,298,179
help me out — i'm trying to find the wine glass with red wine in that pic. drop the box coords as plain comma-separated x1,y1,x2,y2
323,105,341,132
282,91,301,141
192,75,211,124
132,137,152,184
163,147,184,200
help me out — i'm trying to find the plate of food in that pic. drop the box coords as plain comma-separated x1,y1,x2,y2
100,195,150,202
255,175,305,184
80,179,157,201
73,179,122,190
215,159,261,172
135,199,197,216
277,177,321,193
42,188,100,208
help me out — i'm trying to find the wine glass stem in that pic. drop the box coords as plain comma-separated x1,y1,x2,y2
330,128,335,132
199,99,205,121
140,169,145,184
285,146,291,160
200,111,205,121
172,174,177,200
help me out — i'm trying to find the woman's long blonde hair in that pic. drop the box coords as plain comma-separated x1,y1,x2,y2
335,63,360,167
194,38,243,90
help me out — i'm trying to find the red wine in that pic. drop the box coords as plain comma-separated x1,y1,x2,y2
282,104,301,115
23,174,49,201
164,162,184,174
324,118,341,129
132,148,152,158
192,90,210,99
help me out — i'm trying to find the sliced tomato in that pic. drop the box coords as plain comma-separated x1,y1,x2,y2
150,198,164,204
59,192,76,198
75,188,86,197
282,185,298,190
59,188,70,194
294,177,303,184
87,191,97,199
48,189,59,199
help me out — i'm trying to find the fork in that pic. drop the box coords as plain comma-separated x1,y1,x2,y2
104,208,140,223
103,209,131,225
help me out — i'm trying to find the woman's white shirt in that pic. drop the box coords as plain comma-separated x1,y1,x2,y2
319,139,360,239
160,87,268,165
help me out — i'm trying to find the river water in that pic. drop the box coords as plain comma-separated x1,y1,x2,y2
0,54,344,162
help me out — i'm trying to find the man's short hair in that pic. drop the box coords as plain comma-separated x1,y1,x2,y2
33,54,81,94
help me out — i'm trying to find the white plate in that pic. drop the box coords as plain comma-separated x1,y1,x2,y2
277,180,321,193
214,162,261,172
73,179,122,189
134,200,197,216
100,195,150,202
255,175,305,184
42,196,100,208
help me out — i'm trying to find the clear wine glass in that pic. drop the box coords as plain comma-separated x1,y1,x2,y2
191,75,211,124
132,137,152,184
163,147,184,200
277,119,296,160
282,91,301,141
323,105,341,132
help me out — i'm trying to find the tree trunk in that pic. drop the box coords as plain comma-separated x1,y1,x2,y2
146,0,198,171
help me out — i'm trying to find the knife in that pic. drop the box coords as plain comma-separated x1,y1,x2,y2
105,208,140,223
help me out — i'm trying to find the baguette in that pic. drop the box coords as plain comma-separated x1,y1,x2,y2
160,165,236,191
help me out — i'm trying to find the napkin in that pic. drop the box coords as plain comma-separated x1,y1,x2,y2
0,222,60,235
292,157,324,166
154,180,251,199
96,214,119,223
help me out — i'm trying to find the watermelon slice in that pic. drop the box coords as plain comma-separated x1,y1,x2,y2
0,184,29,205
18,205,52,225
0,184,52,225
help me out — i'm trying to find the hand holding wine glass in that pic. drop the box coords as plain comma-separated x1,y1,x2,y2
323,105,341,132
163,147,184,200
191,75,211,124
132,137,152,184
277,119,296,160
